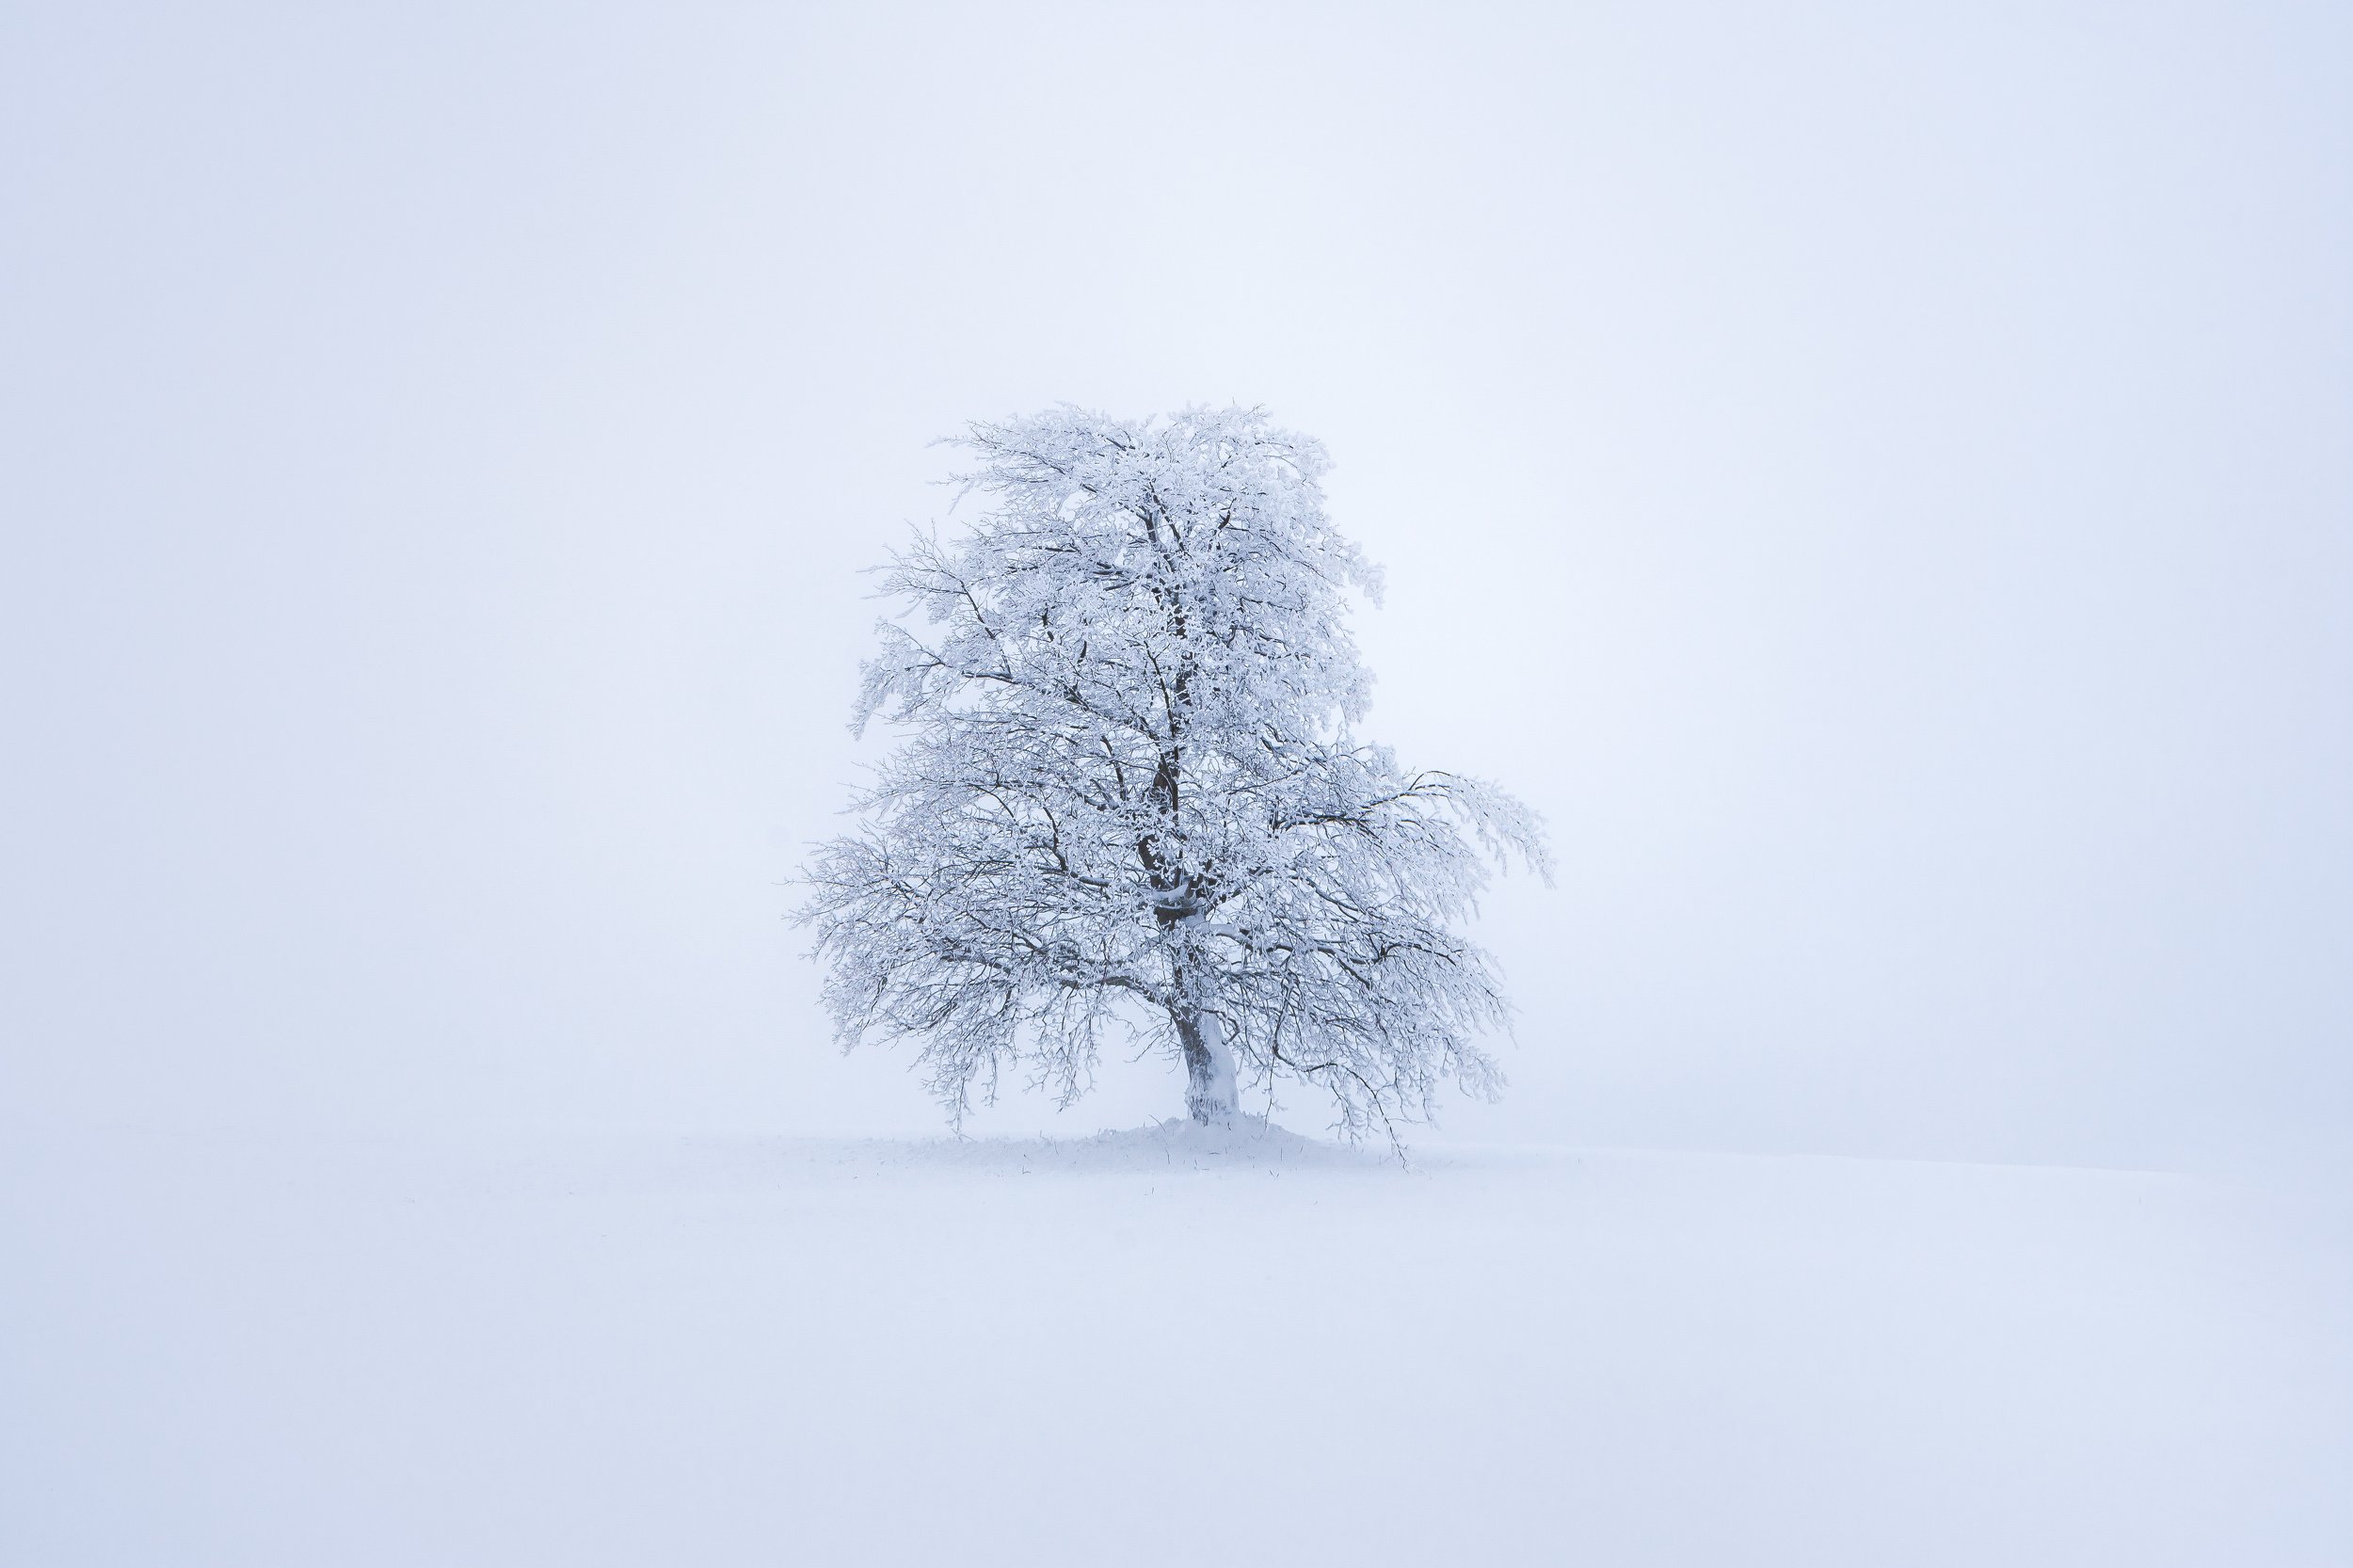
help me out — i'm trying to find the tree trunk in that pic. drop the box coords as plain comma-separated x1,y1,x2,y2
1176,1006,1239,1125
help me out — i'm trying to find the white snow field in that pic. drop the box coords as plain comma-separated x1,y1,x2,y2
4,1123,2346,1567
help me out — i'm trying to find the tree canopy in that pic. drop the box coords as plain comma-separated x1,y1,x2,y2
798,406,1548,1144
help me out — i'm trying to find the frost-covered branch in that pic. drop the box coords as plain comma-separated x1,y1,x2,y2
795,406,1548,1143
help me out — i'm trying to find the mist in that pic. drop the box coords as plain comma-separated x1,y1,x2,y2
6,2,2346,1176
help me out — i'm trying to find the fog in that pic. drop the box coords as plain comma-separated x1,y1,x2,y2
6,2,2346,1174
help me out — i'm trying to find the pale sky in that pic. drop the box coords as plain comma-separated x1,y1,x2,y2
5,2,2346,1173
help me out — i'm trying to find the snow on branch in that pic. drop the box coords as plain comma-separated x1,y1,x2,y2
796,406,1549,1143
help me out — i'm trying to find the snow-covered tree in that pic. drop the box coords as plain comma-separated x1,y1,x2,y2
797,407,1549,1143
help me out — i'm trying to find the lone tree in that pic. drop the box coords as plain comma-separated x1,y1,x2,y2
798,407,1549,1142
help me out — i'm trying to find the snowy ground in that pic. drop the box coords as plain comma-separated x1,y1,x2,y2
4,1123,2346,1567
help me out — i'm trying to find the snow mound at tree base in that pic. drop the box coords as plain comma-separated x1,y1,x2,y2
835,1116,1389,1176
1070,1115,1386,1170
